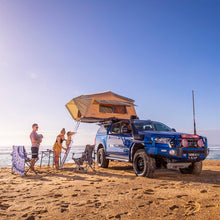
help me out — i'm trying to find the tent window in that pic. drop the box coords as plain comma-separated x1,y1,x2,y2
99,105,113,113
99,105,127,114
114,105,127,114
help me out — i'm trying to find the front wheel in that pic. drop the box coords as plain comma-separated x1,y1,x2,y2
180,161,202,175
97,148,109,168
133,149,156,178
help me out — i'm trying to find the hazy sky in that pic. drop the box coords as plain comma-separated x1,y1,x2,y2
0,0,219,147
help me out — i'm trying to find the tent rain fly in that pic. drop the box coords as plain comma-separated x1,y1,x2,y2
66,91,137,123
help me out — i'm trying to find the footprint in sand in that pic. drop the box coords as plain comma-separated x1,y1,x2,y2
94,194,100,197
200,190,207,193
36,183,43,186
95,202,101,208
35,198,45,202
147,201,153,205
61,203,69,208
177,195,188,198
184,201,200,216
206,204,216,208
86,200,92,204
143,189,154,195
112,212,129,219
54,194,63,198
32,209,48,215
8,195,16,199
169,205,179,211
22,213,28,218
21,206,32,211
0,202,10,210
132,188,141,191
157,198,166,201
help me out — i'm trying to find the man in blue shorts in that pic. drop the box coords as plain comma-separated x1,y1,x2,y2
30,123,43,170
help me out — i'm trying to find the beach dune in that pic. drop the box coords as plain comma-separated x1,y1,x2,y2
0,160,219,219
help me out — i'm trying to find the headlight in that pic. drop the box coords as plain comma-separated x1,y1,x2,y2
155,137,170,144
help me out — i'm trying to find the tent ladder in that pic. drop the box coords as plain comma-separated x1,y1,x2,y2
59,121,81,169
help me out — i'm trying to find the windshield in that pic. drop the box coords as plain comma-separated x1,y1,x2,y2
133,120,173,132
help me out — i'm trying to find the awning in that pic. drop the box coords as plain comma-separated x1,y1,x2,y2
94,99,134,106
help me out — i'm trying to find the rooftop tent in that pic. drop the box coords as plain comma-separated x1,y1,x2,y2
66,91,137,123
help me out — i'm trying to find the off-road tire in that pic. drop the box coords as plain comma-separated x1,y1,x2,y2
180,161,202,175
133,149,156,178
97,148,109,168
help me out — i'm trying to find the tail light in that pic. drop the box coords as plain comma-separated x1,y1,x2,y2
197,139,204,148
181,139,188,147
94,138,96,145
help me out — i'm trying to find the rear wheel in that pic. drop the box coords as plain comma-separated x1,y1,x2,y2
133,149,156,178
180,161,202,175
97,148,109,168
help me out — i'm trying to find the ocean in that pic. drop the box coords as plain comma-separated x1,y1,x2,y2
0,145,220,168
0,145,86,168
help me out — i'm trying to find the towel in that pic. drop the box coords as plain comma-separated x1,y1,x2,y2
12,146,27,176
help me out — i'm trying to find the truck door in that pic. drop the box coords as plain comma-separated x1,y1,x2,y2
120,121,132,160
106,121,131,160
106,122,124,158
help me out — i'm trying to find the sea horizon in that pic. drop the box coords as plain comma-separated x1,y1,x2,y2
0,144,219,168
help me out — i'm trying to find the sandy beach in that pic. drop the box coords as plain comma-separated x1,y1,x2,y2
0,160,219,220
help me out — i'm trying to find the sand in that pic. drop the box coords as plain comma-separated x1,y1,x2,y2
0,160,219,220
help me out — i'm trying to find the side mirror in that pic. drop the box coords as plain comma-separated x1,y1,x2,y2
133,134,145,141
172,128,176,132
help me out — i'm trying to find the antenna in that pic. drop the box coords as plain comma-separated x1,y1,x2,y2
192,90,197,135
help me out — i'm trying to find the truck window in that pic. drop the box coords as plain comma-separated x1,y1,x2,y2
97,125,109,134
121,122,132,134
153,122,172,132
111,123,121,134
133,120,153,131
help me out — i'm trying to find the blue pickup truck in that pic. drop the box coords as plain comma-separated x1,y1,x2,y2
95,118,209,177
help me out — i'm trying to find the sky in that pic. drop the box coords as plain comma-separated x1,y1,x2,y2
0,0,220,147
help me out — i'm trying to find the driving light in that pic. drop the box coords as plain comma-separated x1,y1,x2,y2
197,139,204,148
181,139,188,147
155,137,170,144
169,149,177,156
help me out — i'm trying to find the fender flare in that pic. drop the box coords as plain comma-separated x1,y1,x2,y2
130,142,146,162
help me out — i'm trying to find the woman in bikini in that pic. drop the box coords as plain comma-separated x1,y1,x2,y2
53,128,67,169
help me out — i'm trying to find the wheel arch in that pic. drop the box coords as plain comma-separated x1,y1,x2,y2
130,143,146,162
97,143,104,152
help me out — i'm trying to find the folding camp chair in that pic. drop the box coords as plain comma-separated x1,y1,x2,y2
72,144,95,173
11,146,38,176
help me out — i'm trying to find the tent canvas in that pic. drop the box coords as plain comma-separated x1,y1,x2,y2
66,91,137,123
